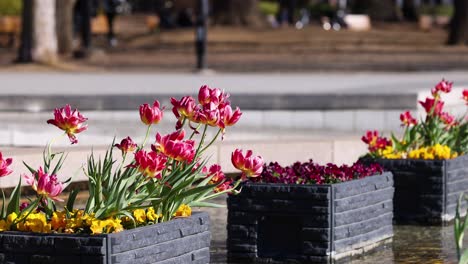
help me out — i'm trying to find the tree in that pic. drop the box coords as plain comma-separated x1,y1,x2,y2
448,0,468,45
212,0,261,26
33,0,58,63
56,0,76,55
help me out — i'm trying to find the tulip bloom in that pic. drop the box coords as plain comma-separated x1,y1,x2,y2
207,164,225,184
431,79,453,97
171,96,198,121
440,112,456,127
399,111,417,127
419,97,444,116
0,152,13,177
114,136,137,154
214,180,233,193
231,149,264,179
140,100,164,126
220,105,242,128
153,130,185,153
23,167,64,201
47,104,88,144
153,130,195,162
361,130,391,153
132,150,167,179
198,109,221,127
198,85,229,109
463,89,468,105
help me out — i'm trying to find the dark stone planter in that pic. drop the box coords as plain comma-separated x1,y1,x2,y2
0,212,210,264
227,173,394,263
371,154,468,225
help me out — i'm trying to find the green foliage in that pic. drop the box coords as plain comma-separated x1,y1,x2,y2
419,4,454,17
83,124,240,223
6,179,21,216
0,0,22,16
85,146,150,220
434,4,454,17
455,193,468,264
309,3,335,18
259,1,279,16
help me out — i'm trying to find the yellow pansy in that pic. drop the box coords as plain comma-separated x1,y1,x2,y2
7,212,17,224
19,213,51,233
133,209,147,224
51,211,67,231
0,220,8,231
380,146,403,159
90,219,105,234
174,204,192,218
146,207,160,222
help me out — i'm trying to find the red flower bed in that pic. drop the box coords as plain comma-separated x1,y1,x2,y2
250,160,384,185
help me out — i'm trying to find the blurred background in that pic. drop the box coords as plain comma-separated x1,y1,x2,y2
0,0,467,170
0,0,468,70
0,1,468,263
0,0,467,169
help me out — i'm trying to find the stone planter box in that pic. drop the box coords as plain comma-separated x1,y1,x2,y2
371,155,468,225
227,173,394,263
0,212,210,264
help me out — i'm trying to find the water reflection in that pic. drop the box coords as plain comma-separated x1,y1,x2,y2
352,225,462,264
73,194,464,263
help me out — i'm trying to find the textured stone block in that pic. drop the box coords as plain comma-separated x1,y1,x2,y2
370,154,468,224
227,173,394,262
0,212,210,264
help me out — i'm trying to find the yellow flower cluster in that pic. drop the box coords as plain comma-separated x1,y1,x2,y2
408,144,458,160
0,212,18,232
0,210,119,235
89,218,123,235
130,207,162,225
0,206,192,235
16,212,51,233
0,212,53,233
379,146,403,159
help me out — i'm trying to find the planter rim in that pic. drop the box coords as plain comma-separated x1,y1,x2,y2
242,172,392,188
0,211,208,238
372,153,467,163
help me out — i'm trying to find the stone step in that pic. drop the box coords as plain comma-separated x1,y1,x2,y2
0,72,466,138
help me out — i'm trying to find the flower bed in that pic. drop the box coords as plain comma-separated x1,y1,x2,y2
0,211,210,264
0,85,264,262
227,161,394,262
361,80,468,224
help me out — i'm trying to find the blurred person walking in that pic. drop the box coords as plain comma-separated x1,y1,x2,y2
104,0,119,47
278,0,297,26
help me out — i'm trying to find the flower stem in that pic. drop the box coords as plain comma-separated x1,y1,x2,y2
189,124,202,140
141,125,152,148
199,128,222,154
47,133,65,162
195,125,209,156
117,152,127,174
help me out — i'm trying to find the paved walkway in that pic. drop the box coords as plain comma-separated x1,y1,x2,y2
2,71,468,96
4,23,468,72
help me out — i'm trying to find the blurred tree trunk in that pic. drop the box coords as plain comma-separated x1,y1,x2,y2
350,0,398,21
448,0,468,45
212,0,261,26
56,0,76,55
401,0,418,21
33,0,58,63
